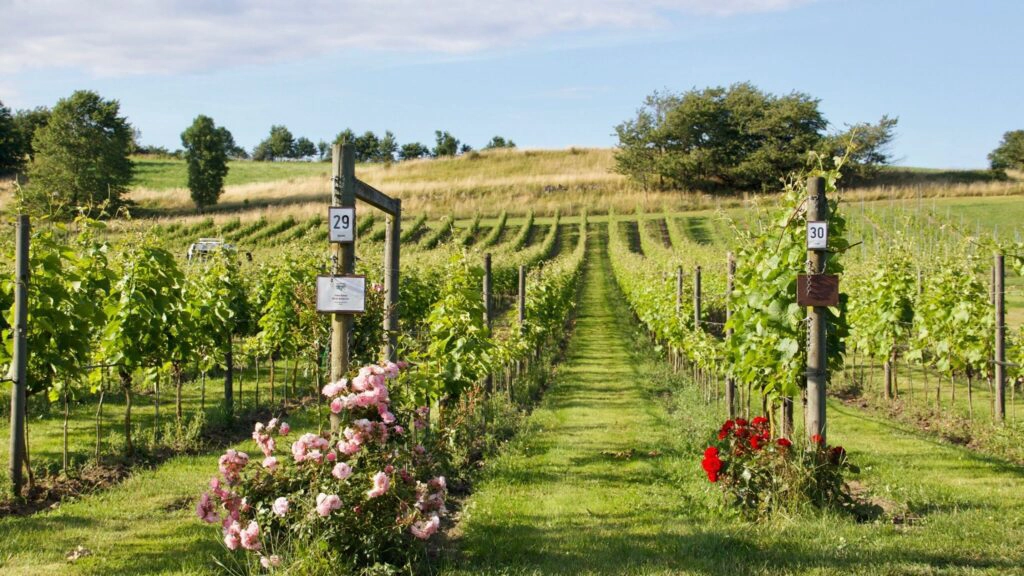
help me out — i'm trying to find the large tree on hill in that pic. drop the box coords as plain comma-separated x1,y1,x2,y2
432,130,460,157
378,130,398,163
399,142,430,161
26,90,134,216
614,83,893,192
989,130,1024,173
293,136,317,159
252,125,295,161
181,115,231,210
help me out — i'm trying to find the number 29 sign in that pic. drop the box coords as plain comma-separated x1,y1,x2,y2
329,207,355,243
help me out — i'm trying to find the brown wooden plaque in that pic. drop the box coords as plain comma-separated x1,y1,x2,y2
797,274,839,307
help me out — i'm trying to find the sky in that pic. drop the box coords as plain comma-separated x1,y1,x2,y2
1,0,1021,169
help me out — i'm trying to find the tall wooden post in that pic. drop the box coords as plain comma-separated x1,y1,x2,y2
517,265,526,333
675,266,683,317
483,253,493,394
9,215,29,496
726,252,736,418
995,253,1006,422
383,201,401,361
330,144,356,432
805,177,828,443
693,265,702,329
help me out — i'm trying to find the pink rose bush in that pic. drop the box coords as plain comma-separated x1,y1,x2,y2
197,361,447,571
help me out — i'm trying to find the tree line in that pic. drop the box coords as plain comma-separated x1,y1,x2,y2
0,90,516,215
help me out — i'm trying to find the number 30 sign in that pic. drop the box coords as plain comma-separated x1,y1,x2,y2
807,221,827,250
329,207,355,243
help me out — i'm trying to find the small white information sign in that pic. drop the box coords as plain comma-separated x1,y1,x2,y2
316,275,366,314
328,207,356,243
807,221,828,250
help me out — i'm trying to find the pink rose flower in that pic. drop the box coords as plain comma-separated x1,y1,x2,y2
240,520,261,551
332,462,353,480
410,515,440,539
262,456,279,471
272,497,289,517
223,521,242,550
260,555,282,568
316,493,342,517
196,492,219,524
279,422,290,435
366,471,390,499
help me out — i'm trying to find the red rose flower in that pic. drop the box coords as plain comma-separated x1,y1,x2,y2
749,436,761,450
701,446,722,482
829,446,846,464
735,418,748,426
752,416,768,426
811,434,823,445
776,438,792,448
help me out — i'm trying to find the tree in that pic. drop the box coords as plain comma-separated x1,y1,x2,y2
483,136,516,150
26,90,134,216
0,99,22,176
354,131,379,163
217,126,248,159
432,130,460,157
12,106,51,162
614,83,830,192
252,125,295,161
989,130,1024,173
333,128,356,147
294,136,317,159
399,142,430,161
377,131,398,163
317,140,330,161
181,115,231,210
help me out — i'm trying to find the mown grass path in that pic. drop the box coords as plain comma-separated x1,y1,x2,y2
445,230,696,574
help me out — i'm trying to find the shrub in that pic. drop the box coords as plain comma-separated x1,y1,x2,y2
701,417,858,519
197,361,447,573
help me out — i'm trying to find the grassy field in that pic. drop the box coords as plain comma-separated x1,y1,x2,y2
119,149,1024,221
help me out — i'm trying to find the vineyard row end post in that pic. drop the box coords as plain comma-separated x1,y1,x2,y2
330,144,356,433
995,253,1006,422
726,252,736,418
384,200,401,362
8,215,29,497
805,176,828,443
483,253,493,394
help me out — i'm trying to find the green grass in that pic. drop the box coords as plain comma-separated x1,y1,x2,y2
443,227,1024,575
131,157,329,190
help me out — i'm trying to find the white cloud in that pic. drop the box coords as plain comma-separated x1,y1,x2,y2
0,0,814,76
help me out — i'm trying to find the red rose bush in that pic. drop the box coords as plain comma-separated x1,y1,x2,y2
197,361,447,573
701,417,858,518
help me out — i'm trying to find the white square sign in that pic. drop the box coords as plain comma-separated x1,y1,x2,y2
316,275,366,314
807,221,828,250
328,207,356,243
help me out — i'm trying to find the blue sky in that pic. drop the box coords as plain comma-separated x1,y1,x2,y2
1,0,1021,168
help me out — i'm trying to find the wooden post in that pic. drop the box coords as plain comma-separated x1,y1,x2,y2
224,341,233,419
726,252,736,418
995,253,1006,422
9,215,29,496
483,253,493,394
675,266,683,317
805,177,828,443
383,201,401,361
693,265,702,329
330,144,356,433
517,265,526,333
